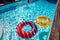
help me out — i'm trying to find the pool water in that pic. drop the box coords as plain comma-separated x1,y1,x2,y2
23,25,32,32
0,0,56,40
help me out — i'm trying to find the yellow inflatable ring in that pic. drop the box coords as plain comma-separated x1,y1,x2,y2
36,16,50,26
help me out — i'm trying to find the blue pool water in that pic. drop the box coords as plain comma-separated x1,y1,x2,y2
0,0,56,40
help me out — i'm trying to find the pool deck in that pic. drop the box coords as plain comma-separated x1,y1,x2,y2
49,0,60,40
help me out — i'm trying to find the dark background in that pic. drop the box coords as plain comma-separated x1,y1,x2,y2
0,0,15,4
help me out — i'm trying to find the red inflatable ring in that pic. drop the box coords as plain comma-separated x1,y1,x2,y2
16,21,37,38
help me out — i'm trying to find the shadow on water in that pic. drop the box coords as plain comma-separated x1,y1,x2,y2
0,0,38,14
0,1,26,14
46,0,57,4
39,32,49,40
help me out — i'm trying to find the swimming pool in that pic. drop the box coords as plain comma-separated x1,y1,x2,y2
0,0,56,40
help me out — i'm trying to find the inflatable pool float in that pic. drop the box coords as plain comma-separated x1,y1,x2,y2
36,16,50,26
0,26,2,38
16,21,37,38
